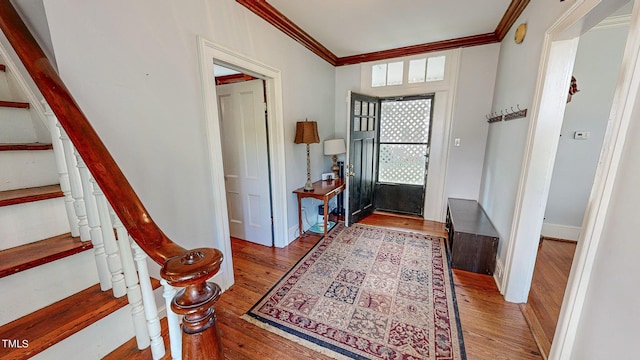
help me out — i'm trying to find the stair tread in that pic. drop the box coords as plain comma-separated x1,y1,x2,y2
0,279,162,360
0,100,29,109
104,316,171,360
0,143,53,151
0,233,92,278
0,184,63,207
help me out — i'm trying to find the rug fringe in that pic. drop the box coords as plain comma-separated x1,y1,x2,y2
240,314,354,360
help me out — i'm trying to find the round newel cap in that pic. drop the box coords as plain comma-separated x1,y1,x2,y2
161,247,223,287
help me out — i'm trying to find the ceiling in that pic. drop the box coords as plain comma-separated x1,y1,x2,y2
238,0,527,65
268,0,513,58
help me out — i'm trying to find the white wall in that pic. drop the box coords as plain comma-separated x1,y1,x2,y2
40,0,336,252
479,0,575,267
543,22,629,238
333,46,500,216
446,44,500,201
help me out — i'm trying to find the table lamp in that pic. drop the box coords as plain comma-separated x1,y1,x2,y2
324,138,346,179
294,119,320,191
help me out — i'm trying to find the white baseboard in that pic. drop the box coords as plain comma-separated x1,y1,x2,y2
493,258,504,293
287,225,299,246
541,222,581,241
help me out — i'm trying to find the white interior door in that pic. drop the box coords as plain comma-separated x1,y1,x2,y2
217,79,272,246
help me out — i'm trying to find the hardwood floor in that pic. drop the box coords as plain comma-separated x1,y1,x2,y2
213,213,541,359
520,238,577,359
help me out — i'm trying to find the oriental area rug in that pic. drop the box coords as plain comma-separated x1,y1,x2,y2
242,223,466,360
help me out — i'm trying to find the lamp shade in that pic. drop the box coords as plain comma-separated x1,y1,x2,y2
294,120,320,144
324,138,346,155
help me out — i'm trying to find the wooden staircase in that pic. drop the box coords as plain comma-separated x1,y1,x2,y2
0,63,143,358
0,1,227,357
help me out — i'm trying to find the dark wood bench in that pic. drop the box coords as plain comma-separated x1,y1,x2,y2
445,198,499,275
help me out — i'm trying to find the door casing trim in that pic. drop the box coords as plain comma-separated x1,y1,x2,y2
198,37,289,291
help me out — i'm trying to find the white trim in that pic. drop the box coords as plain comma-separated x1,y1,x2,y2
197,38,288,291
541,223,581,241
593,14,632,30
344,91,352,226
493,260,504,292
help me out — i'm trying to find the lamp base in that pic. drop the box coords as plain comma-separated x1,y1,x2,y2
303,179,314,192
331,155,339,179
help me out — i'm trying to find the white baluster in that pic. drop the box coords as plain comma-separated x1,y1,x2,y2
92,180,127,298
161,279,182,360
75,153,111,291
42,102,79,237
132,242,166,360
110,207,151,350
57,125,90,241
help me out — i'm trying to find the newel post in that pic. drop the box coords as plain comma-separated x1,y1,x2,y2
161,248,224,360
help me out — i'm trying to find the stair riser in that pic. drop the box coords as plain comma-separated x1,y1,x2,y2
0,197,70,250
0,107,38,143
0,251,99,325
33,289,166,360
0,149,59,192
30,306,137,360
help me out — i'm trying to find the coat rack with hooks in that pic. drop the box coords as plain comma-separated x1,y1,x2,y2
486,105,528,123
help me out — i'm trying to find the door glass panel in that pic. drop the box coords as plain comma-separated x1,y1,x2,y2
368,117,375,131
362,102,369,116
354,100,361,115
369,102,375,116
354,117,361,132
378,144,427,185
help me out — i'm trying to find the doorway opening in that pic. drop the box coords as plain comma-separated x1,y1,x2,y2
498,0,638,357
347,92,435,225
375,95,434,217
198,38,289,292
520,8,632,357
214,64,274,247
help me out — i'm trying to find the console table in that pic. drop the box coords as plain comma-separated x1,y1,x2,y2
293,179,345,238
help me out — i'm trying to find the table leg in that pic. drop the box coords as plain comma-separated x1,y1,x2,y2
297,195,303,237
323,198,329,238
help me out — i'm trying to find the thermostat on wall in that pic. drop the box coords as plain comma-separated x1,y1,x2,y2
574,131,590,140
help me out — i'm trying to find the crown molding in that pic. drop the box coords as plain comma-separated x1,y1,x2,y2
236,0,338,65
495,0,531,41
336,33,499,66
237,0,529,66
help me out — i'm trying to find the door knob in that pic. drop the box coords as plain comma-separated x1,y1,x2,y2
349,172,355,177
348,164,354,169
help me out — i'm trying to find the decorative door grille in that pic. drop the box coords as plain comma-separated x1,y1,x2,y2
378,98,432,185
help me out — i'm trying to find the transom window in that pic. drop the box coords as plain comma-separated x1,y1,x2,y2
371,55,446,88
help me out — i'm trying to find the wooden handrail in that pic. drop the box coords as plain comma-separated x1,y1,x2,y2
0,1,223,359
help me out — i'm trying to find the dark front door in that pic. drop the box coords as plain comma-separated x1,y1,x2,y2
348,93,379,225
374,95,433,216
